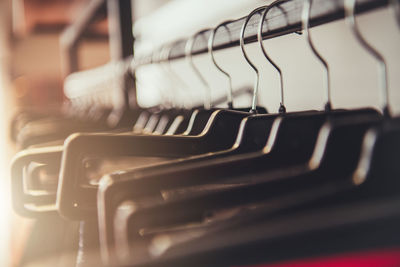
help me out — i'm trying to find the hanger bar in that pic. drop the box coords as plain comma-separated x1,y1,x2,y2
133,0,388,68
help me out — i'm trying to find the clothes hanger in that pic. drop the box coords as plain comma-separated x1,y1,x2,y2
98,0,382,199
161,32,218,136
21,28,256,196
301,0,400,206
48,27,270,267
11,33,263,220
126,187,400,267
98,4,288,188
148,42,200,136
127,0,385,182
99,1,390,262
74,29,272,267
109,2,298,164
123,4,400,266
53,16,278,218
109,0,396,256
74,52,189,267
108,7,286,186
110,116,380,242
95,10,274,262
93,1,373,227
14,81,171,216
10,0,396,266
181,27,269,136
180,29,247,136
115,126,400,267
11,25,265,219
184,15,276,142
97,4,324,262
9,37,209,216
159,42,195,135
130,76,164,134
131,44,191,135
134,36,252,136
133,83,400,267
140,48,176,135
110,3,400,261
110,129,400,267
94,3,324,262
177,30,220,136
9,55,162,215
12,95,119,212
15,105,113,149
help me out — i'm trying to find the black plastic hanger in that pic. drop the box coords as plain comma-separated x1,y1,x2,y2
103,119,399,266
95,0,389,261
114,3,400,263
15,106,115,149
128,193,400,267
10,31,267,219
51,7,281,223
122,119,400,267
96,0,389,210
10,35,212,217
11,35,265,219
139,46,190,135
112,116,378,234
51,13,280,221
104,1,398,262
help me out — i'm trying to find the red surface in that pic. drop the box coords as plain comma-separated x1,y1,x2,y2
236,248,400,267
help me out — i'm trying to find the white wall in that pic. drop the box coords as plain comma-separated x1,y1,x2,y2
133,0,400,115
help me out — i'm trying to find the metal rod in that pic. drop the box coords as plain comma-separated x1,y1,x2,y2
133,0,388,67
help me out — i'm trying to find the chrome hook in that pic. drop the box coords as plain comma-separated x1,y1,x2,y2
161,42,192,108
208,20,235,109
185,30,212,110
345,0,390,117
240,6,268,113
258,1,288,113
302,0,332,112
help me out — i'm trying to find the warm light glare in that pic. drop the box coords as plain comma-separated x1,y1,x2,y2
0,53,12,267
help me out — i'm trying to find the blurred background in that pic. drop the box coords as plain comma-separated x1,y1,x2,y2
0,0,399,266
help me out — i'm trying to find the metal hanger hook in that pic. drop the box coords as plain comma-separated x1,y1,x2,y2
185,30,212,109
240,6,267,114
302,0,332,112
208,20,235,109
162,42,192,108
345,0,390,117
258,1,289,113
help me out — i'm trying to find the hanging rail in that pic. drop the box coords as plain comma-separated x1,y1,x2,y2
133,0,388,67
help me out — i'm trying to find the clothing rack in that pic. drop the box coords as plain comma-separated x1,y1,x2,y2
8,0,400,267
133,0,389,67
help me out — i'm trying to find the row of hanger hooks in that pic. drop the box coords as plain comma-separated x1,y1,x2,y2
133,0,398,117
